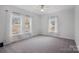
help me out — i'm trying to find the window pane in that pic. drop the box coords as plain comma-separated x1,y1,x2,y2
49,21,55,32
24,16,30,32
12,14,21,34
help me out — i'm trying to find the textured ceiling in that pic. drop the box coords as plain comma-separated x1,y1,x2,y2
14,5,75,15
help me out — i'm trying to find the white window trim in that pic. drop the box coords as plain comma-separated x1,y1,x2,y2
10,13,22,36
48,16,58,33
23,16,32,34
9,13,32,37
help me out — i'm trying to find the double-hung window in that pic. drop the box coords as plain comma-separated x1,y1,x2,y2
24,16,31,33
10,13,32,36
10,13,21,36
48,16,58,33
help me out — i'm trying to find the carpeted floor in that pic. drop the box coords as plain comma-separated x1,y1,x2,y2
0,36,78,53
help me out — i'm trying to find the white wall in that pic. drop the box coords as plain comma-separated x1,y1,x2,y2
0,6,7,43
41,8,75,39
75,6,79,51
0,6,41,44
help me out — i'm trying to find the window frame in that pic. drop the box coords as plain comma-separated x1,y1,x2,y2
9,13,32,37
23,15,32,33
48,16,58,33
10,13,22,36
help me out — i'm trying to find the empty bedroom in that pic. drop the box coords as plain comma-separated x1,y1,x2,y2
0,5,79,53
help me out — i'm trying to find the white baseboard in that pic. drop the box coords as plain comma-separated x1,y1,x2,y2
39,34,74,40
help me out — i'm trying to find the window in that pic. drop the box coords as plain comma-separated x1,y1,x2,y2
10,13,21,35
48,16,58,33
24,16,31,32
10,13,32,36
